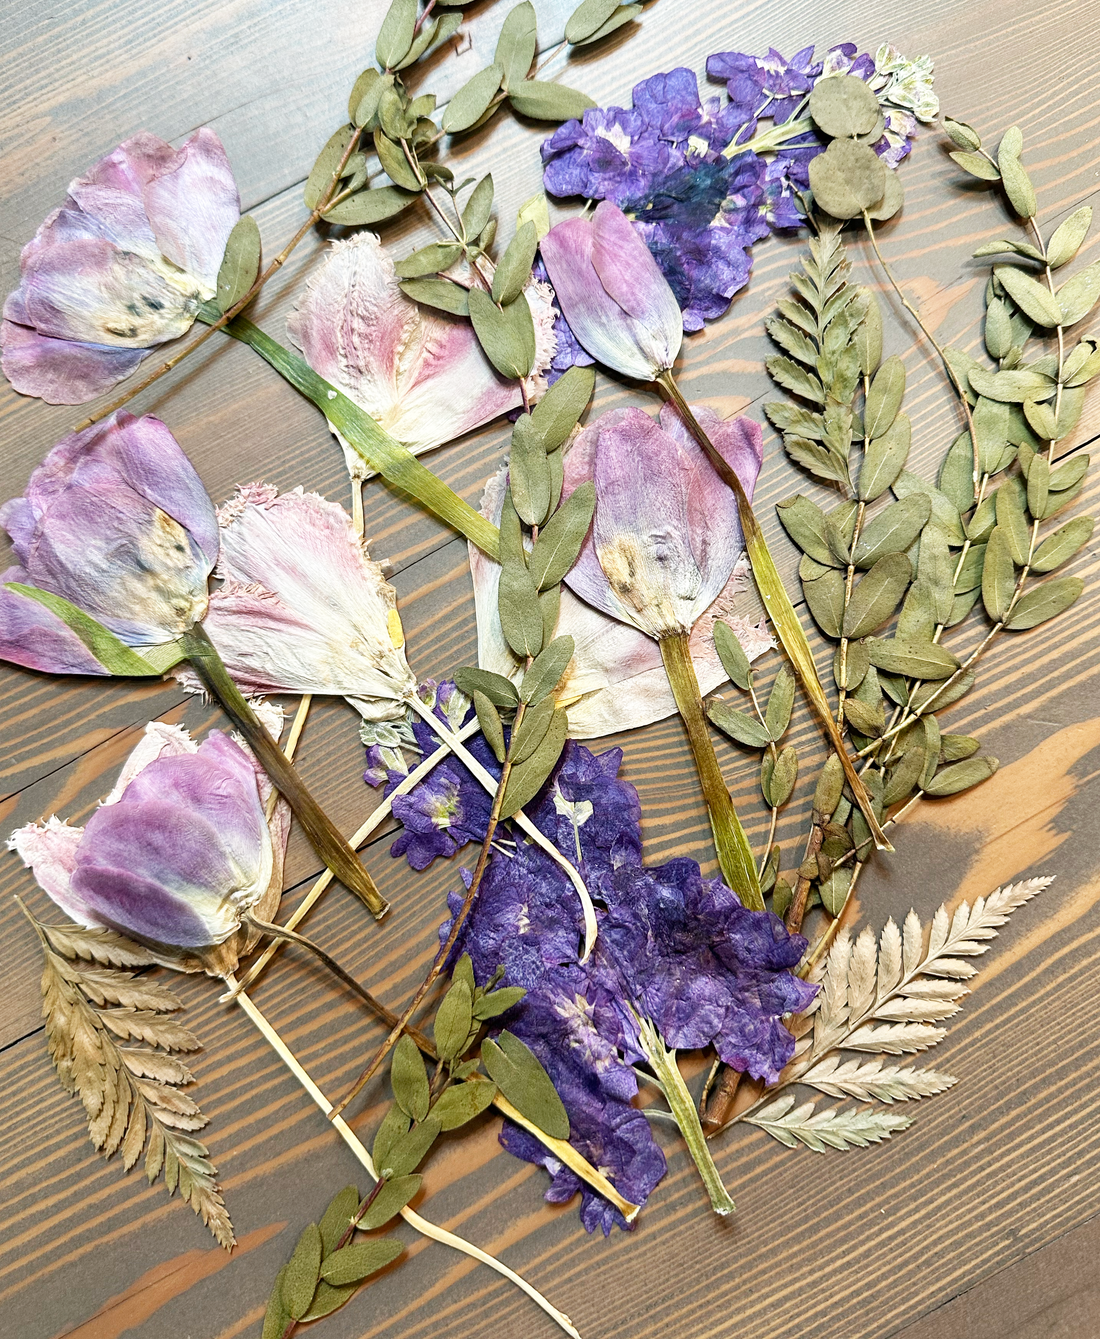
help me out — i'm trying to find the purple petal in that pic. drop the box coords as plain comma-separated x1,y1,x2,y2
142,129,240,290
0,315,148,404
70,857,226,947
0,566,110,675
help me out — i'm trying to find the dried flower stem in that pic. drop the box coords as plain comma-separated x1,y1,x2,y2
659,630,763,908
264,694,311,823
73,131,364,433
227,980,582,1339
181,623,388,917
657,372,892,853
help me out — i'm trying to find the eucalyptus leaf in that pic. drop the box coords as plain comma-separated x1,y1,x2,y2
391,1034,430,1123
1003,576,1084,629
713,619,752,690
498,561,544,659
214,215,261,313
321,1239,405,1287
385,1116,441,1177
944,118,981,151
809,140,887,219
572,3,641,43
375,0,418,68
1056,259,1100,325
967,366,1055,403
511,697,555,762
454,667,518,707
706,701,772,749
434,980,475,1063
924,756,999,796
1027,452,1050,519
374,131,422,191
372,1104,410,1174
398,276,470,316
1047,206,1092,268
859,413,910,501
473,690,506,763
282,1222,323,1321
939,433,976,513
500,708,567,816
950,151,1000,181
834,638,869,691
508,80,596,121
492,220,539,305
520,635,576,704
803,567,847,638
777,494,842,567
981,526,1017,621
765,665,796,739
911,669,975,713
808,74,883,138
843,553,912,639
394,242,463,279
863,356,905,439
853,493,931,568
494,1,538,89
481,1030,569,1138
953,541,987,593
509,414,551,525
762,745,798,807
324,185,417,226
844,696,884,737
995,476,1031,565
530,364,595,449
357,1175,422,1230
882,741,926,806
892,470,965,544
304,127,355,210
864,637,961,680
565,0,621,44
997,131,1036,218
866,171,904,223
1030,515,1094,572
468,287,536,379
895,579,935,643
443,65,504,134
994,264,1062,327
432,1079,498,1130
462,175,495,239
527,484,595,589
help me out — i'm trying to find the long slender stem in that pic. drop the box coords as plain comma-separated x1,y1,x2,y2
181,623,388,917
637,1016,735,1215
659,631,762,909
228,980,582,1339
73,131,363,433
223,316,500,559
657,372,892,853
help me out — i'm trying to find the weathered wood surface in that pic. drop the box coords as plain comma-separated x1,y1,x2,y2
1,0,1098,1336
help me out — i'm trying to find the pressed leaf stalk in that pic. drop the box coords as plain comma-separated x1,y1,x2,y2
181,624,388,916
658,372,892,852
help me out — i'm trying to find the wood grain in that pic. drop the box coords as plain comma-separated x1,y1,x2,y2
1,1,1099,1337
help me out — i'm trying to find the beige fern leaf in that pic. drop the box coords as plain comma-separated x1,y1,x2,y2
877,918,903,1000
901,908,923,976
800,1055,956,1102
38,923,158,969
99,1009,202,1050
813,929,852,1052
847,926,878,1020
54,959,184,1012
872,997,963,1023
746,1094,912,1151
845,1021,947,1053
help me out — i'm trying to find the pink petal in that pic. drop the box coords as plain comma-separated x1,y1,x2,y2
142,129,240,291
0,566,111,675
103,721,199,804
8,816,94,926
0,316,148,403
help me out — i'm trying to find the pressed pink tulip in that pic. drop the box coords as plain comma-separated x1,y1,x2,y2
9,720,289,975
287,233,558,473
539,201,683,382
2,131,240,404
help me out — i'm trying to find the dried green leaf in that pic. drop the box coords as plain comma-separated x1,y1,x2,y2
803,566,847,638
520,635,576,704
373,131,421,191
509,414,551,526
768,355,826,405
305,127,356,210
492,219,539,306
529,364,595,449
911,669,975,713
713,619,752,690
571,2,641,43
357,1174,422,1230
866,171,904,223
375,0,417,68
943,119,981,152
950,151,1000,181
924,756,999,796
443,65,504,134
1003,576,1084,629
394,242,463,279
707,701,772,749
834,638,869,691
454,667,518,707
1057,259,1100,325
461,174,495,240
892,470,966,544
324,185,418,226
968,366,1054,404
1027,452,1050,519
994,476,1030,565
432,1079,498,1130
282,1222,322,1321
508,80,596,121
777,494,842,567
853,494,931,568
511,696,555,762
498,560,543,660
473,690,506,763
765,665,796,739
809,139,887,219
318,1186,359,1257
819,866,853,917
813,752,845,818
391,1034,430,1123
864,637,961,680
859,413,910,501
385,1115,441,1177
565,0,620,43
863,356,905,439
473,985,526,1019
434,980,474,1063
1030,515,1094,572
994,264,1061,327
262,1267,292,1339
481,1030,569,1138
321,1238,405,1287
843,553,912,638
895,579,935,643
298,1281,358,1323
398,275,470,316
997,131,1036,218
527,484,595,590
809,74,883,138
494,1,538,89
981,526,1017,621
371,1103,410,1174
468,287,536,379
853,286,883,375
762,745,798,807
1047,205,1092,269
500,708,567,816
214,215,261,314
941,734,981,761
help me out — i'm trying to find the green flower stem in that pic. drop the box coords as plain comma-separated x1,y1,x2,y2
722,115,815,161
181,623,388,917
224,316,500,560
659,630,763,910
637,1016,735,1216
657,371,893,854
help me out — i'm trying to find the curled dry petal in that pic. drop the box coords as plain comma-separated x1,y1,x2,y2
469,456,770,738
287,233,557,474
9,722,288,975
539,201,683,381
2,129,240,403
191,483,417,719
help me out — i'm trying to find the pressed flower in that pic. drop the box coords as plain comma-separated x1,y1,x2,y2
539,201,684,380
2,130,239,404
9,720,289,975
442,742,814,1224
0,411,218,660
183,483,417,719
469,460,771,739
286,232,557,477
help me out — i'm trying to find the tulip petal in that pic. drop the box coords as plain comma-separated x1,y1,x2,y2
103,721,199,803
0,566,110,675
288,234,552,459
590,199,682,337
142,129,241,292
0,314,149,403
8,817,91,925
71,857,232,947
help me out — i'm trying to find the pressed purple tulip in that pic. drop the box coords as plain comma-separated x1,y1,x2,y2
9,721,288,973
561,402,763,639
539,201,683,382
2,130,240,404
0,411,218,665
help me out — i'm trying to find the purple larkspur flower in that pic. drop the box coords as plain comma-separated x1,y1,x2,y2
440,742,816,1228
0,411,218,673
2,130,240,404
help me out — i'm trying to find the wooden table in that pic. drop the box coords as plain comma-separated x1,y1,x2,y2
2,2,1098,1336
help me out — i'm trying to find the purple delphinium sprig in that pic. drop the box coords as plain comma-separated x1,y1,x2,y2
541,43,936,336
438,742,816,1227
364,681,497,870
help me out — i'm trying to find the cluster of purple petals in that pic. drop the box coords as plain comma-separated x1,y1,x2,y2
532,258,593,385
540,44,920,338
438,741,816,1231
364,682,497,870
